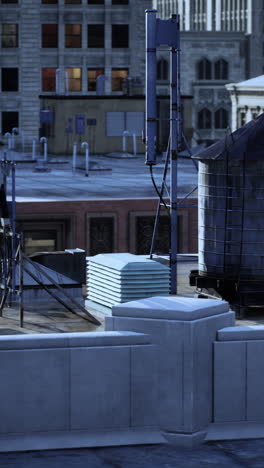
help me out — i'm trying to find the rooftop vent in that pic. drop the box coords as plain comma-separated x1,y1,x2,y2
87,253,170,308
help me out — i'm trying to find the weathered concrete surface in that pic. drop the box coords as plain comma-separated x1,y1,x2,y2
1,440,264,467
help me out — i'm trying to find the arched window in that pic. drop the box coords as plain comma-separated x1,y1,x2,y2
215,108,229,129
157,58,169,80
214,59,228,80
198,108,212,129
197,58,212,80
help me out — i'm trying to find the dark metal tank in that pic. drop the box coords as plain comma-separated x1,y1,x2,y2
190,114,264,316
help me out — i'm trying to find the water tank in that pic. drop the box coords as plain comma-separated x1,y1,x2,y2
191,114,264,315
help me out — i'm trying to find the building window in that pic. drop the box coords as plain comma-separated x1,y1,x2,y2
42,0,58,3
87,68,104,91
214,59,228,80
1,111,19,134
157,58,169,80
1,68,18,91
88,0,104,3
23,230,58,256
66,68,82,91
65,24,82,48
87,25,104,48
1,0,18,3
112,25,129,48
42,68,56,91
65,0,81,3
111,68,128,91
112,0,129,3
215,108,228,129
1,24,18,48
42,24,58,48
89,217,114,256
198,108,212,129
197,58,212,80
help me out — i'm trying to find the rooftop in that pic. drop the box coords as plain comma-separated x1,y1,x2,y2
2,152,198,202
1,439,264,467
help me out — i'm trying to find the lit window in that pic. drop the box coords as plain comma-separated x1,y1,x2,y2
42,68,56,91
215,108,228,129
42,24,58,48
1,68,18,91
111,68,128,91
87,68,104,91
66,68,82,91
65,24,82,48
214,59,228,80
1,24,18,48
198,108,212,129
87,25,104,47
112,25,129,48
197,58,212,80
157,58,169,80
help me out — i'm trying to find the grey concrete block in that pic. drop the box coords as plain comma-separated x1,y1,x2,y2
206,422,264,441
112,296,230,321
0,333,68,350
218,326,264,341
214,342,246,423
0,331,150,350
247,341,264,421
130,344,158,428
0,428,166,453
70,347,130,430
163,430,207,448
109,311,235,435
68,331,150,347
0,349,69,433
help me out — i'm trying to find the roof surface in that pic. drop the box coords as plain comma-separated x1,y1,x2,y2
2,153,198,202
1,439,264,467
193,113,264,161
229,74,264,88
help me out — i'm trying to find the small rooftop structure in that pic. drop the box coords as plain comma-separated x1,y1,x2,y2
87,253,170,308
226,75,264,131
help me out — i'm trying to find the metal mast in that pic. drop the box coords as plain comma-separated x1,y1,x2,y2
145,10,181,294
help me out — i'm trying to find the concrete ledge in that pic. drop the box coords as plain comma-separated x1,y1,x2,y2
0,331,150,350
218,326,264,341
206,422,264,441
163,430,207,448
112,296,229,321
0,428,166,453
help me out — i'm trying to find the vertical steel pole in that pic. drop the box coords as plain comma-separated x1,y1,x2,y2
18,234,24,327
176,24,182,152
145,9,157,166
72,142,77,173
170,15,179,295
11,163,16,302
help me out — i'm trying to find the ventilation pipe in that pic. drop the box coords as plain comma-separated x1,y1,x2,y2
81,141,89,177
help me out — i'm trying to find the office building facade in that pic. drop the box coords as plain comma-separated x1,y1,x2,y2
0,0,151,142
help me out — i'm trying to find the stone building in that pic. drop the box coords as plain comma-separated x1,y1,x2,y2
0,0,151,144
153,0,264,142
226,75,264,131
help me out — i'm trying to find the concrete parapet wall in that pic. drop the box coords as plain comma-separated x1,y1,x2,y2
106,296,235,446
207,325,264,441
0,331,163,452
